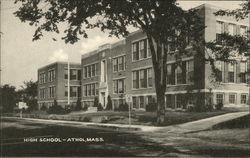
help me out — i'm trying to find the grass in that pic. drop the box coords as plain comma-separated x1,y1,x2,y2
3,106,246,126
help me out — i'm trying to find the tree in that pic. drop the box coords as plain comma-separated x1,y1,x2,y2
14,0,204,125
18,80,38,111
1,84,17,113
74,97,82,111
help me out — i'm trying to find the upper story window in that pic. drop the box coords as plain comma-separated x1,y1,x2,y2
132,67,153,89
132,39,149,61
167,59,193,86
84,63,97,78
240,26,248,36
48,86,56,98
228,62,235,83
113,55,125,72
216,21,225,44
48,69,56,82
240,62,247,83
228,23,236,36
39,72,46,84
65,69,81,80
215,61,223,82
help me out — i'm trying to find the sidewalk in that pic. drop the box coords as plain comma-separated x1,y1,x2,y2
2,111,249,132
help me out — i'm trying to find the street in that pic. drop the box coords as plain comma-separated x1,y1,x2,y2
1,117,179,157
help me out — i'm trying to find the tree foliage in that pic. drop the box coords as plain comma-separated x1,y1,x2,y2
1,84,17,113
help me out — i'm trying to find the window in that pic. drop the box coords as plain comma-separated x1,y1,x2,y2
39,72,46,84
113,55,125,72
139,96,144,109
132,97,137,109
48,69,55,82
91,83,95,96
167,65,172,85
91,64,96,77
229,94,236,104
48,86,56,98
228,63,235,82
84,63,97,78
113,58,118,72
240,26,247,36
147,96,153,105
240,62,247,83
118,56,125,71
132,42,139,61
148,68,153,87
77,70,81,80
216,21,225,44
176,94,183,108
228,23,236,36
166,95,172,108
83,85,87,97
216,94,224,104
140,69,147,88
113,79,125,94
88,84,91,96
132,71,139,89
215,61,222,82
70,69,77,80
139,39,147,59
133,68,152,89
39,88,46,99
187,60,194,83
70,86,78,97
176,64,183,84
241,94,247,104
132,39,149,61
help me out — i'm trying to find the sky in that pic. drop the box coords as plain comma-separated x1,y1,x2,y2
0,0,245,89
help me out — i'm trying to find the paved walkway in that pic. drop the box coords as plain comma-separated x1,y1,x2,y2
2,111,249,133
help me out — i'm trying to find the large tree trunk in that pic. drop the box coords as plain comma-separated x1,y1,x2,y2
147,35,167,126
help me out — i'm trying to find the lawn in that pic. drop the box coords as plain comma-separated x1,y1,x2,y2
3,107,246,126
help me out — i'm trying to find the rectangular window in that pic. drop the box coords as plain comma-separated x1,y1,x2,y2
132,97,137,109
216,94,224,104
64,69,68,79
229,94,236,104
70,86,78,97
91,64,96,77
228,23,236,35
132,42,139,61
167,65,172,85
83,85,87,97
88,66,91,78
113,58,118,72
187,60,194,83
118,56,125,71
95,83,99,95
132,71,139,89
166,95,172,108
139,39,147,59
77,70,81,80
240,62,247,83
228,63,235,83
148,68,153,87
177,64,183,85
91,83,95,96
65,86,68,97
88,84,91,96
140,69,147,88
113,79,125,94
139,96,144,109
241,94,247,104
215,61,222,82
216,21,225,44
70,69,77,80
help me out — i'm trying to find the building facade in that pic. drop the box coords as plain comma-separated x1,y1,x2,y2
81,4,249,110
37,62,81,109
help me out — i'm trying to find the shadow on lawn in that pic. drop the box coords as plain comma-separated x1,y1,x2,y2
2,121,182,157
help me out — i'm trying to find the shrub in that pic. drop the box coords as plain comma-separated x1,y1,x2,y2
215,102,223,110
93,97,99,107
74,98,82,111
146,99,157,112
97,103,103,111
106,95,113,110
47,105,65,114
82,104,89,111
40,105,47,111
118,103,129,111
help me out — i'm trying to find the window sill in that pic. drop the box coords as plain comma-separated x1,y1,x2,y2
167,84,193,87
132,57,152,63
132,87,153,91
221,83,248,85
